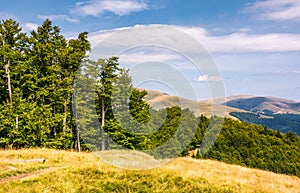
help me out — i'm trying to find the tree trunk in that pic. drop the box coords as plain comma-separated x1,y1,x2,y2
16,115,18,129
63,100,67,149
101,97,105,151
53,105,57,136
5,59,12,109
74,99,81,152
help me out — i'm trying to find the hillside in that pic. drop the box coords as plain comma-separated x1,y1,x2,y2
221,95,300,114
229,112,300,135
201,95,300,135
1,149,300,193
143,89,246,119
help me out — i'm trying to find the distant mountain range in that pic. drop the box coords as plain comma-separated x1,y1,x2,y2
203,95,300,135
218,95,300,135
221,95,300,114
142,89,246,120
143,90,300,135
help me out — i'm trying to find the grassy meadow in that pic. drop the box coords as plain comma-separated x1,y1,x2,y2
0,149,299,193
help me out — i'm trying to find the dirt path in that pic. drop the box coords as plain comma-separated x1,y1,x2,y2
0,166,67,183
186,148,200,158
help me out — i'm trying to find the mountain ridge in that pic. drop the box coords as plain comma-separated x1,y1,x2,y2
142,89,300,135
221,95,300,114
141,89,247,120
142,89,300,116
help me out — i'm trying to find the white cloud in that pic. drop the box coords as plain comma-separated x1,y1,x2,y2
172,25,300,53
270,70,300,75
70,0,148,16
201,32,300,53
119,51,183,65
197,75,223,82
246,0,300,21
88,24,300,53
0,14,38,33
86,24,300,101
23,22,39,32
38,14,79,23
0,12,18,20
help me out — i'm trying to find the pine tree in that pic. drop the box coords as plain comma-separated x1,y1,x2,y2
95,57,120,150
0,19,28,148
28,19,90,148
0,19,90,149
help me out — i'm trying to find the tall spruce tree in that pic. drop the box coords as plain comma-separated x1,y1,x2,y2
95,57,120,150
28,19,90,148
0,19,28,148
0,19,90,149
76,58,152,151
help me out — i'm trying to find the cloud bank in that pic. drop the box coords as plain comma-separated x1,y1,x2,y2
89,24,300,54
38,14,79,23
70,0,148,16
245,0,300,22
23,22,39,32
197,75,223,82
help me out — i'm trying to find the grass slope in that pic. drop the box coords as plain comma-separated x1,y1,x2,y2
1,149,300,193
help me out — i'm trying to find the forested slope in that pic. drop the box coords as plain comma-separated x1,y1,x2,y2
188,116,300,177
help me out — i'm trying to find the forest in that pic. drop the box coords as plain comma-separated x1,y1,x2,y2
230,111,300,135
0,19,300,177
189,116,300,177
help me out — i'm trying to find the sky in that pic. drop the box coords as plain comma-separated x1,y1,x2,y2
1,0,300,101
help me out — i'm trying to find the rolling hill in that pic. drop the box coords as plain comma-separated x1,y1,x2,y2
143,90,300,135
142,89,247,120
222,95,300,114
217,95,300,135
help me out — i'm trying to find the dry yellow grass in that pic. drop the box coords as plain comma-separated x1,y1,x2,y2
0,149,299,193
164,158,300,193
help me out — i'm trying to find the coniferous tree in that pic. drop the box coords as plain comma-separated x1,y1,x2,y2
27,19,90,148
0,19,90,149
0,19,28,148
94,57,119,150
0,19,26,107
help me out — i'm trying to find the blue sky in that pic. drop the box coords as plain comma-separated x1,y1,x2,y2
1,0,300,100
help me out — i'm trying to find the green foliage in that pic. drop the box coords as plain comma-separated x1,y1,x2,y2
230,112,300,135
189,117,300,177
1,18,299,180
74,59,197,158
77,59,195,157
129,89,151,123
0,19,90,149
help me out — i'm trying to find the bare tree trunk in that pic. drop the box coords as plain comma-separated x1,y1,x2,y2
74,99,81,152
63,100,67,149
101,97,105,151
5,59,12,109
16,115,18,129
53,105,57,136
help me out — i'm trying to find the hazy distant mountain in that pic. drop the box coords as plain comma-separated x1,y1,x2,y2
143,91,300,135
223,95,300,114
142,89,246,119
214,95,300,135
